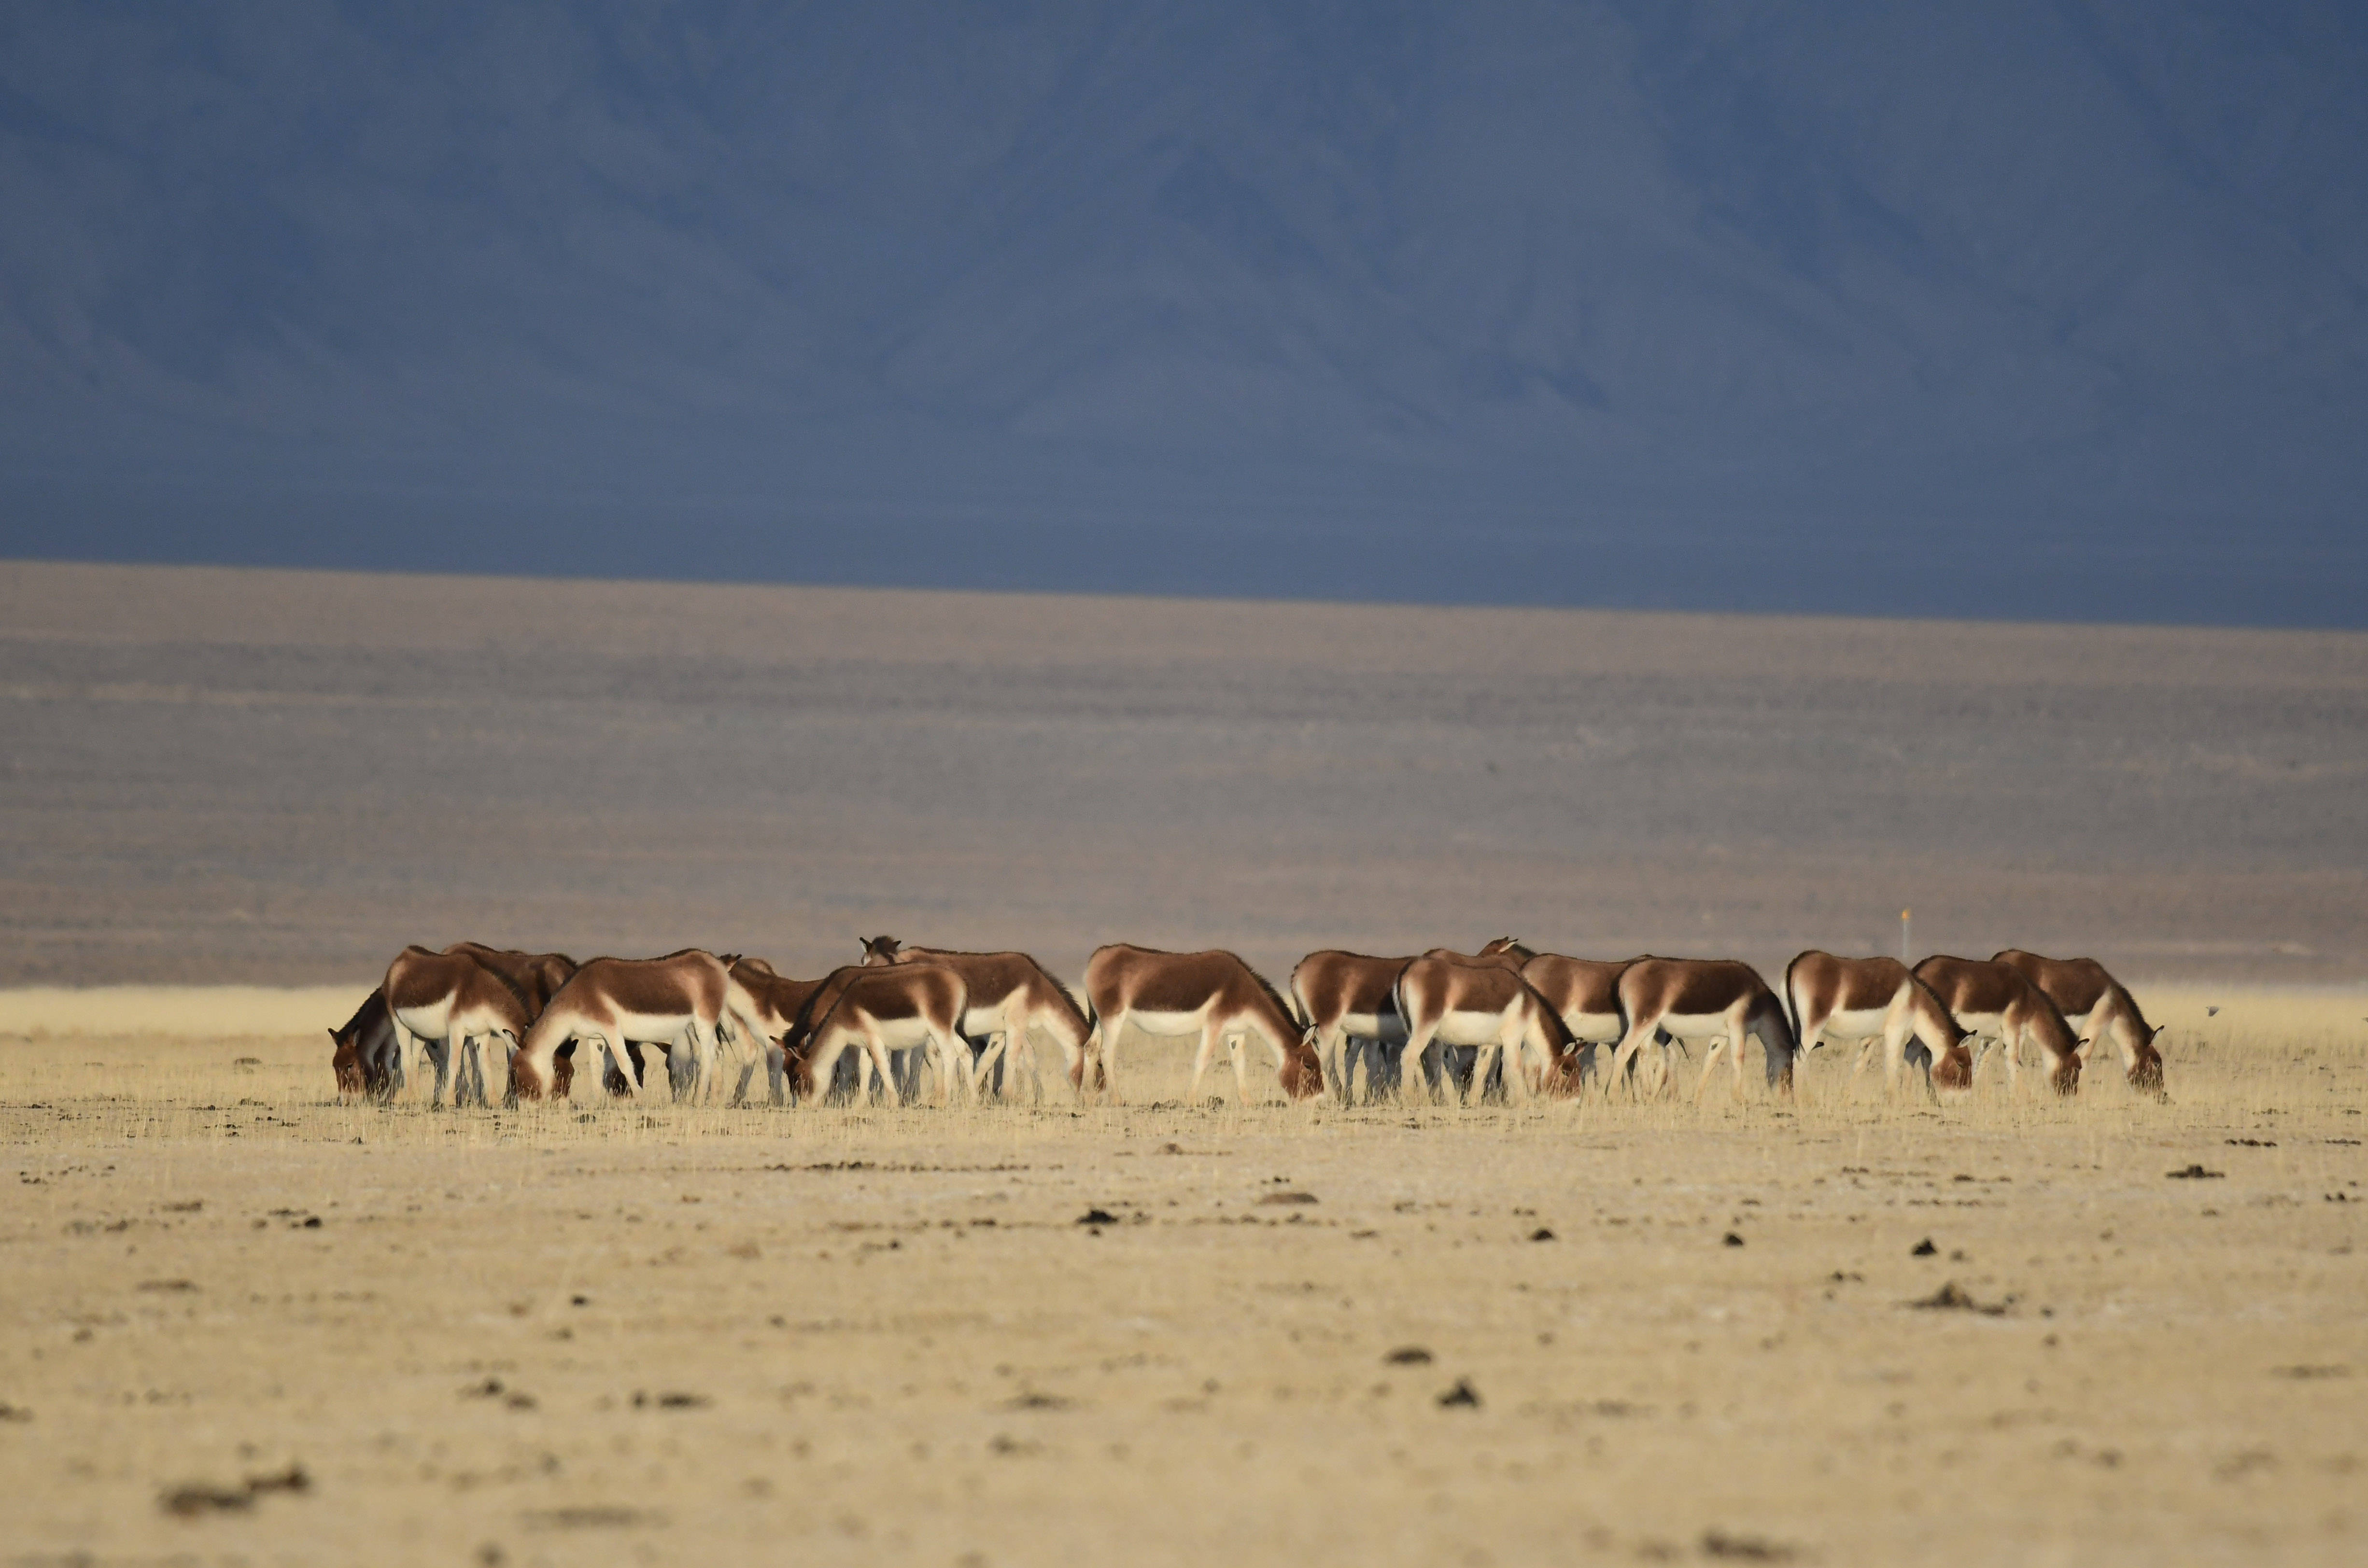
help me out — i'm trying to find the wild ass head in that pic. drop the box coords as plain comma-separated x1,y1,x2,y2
859,935,902,966
1276,1027,1326,1102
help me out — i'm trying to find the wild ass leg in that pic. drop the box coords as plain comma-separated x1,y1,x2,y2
1399,1018,1440,1106
1092,1011,1127,1106
1314,1022,1348,1106
1693,1033,1728,1102
1609,1015,1661,1102
1226,1032,1253,1106
1188,1022,1221,1106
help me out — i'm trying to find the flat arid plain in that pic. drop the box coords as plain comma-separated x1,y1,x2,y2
2,561,2365,1566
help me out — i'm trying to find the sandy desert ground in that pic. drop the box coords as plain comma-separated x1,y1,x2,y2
4,560,2365,1564
0,987,2363,1568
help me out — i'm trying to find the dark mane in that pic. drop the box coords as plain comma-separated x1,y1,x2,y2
458,949,535,1015
1242,959,1301,1036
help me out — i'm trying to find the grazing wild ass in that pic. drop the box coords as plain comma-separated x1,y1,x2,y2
858,936,1092,1098
1993,950,2165,1091
1394,956,1580,1104
1289,950,1413,1104
1784,952,1972,1097
329,988,400,1098
1081,946,1323,1105
1610,959,1800,1100
509,951,767,1102
383,946,537,1106
446,944,583,1092
773,963,961,1103
1519,954,1641,1080
788,964,973,1105
727,956,825,1104
1913,956,2083,1095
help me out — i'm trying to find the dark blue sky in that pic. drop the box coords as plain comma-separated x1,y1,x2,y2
4,3,2364,624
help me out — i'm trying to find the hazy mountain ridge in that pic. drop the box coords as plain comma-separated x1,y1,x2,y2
2,2,2364,618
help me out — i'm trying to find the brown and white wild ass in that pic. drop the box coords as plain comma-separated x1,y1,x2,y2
727,957,825,1104
329,988,400,1098
446,944,584,1092
1913,956,2083,1096
1394,956,1580,1104
1992,950,2164,1092
1519,954,1641,1086
772,963,961,1103
383,946,537,1106
858,937,1092,1099
1288,950,1413,1104
509,951,767,1102
787,964,973,1105
1784,952,1971,1097
1415,940,1538,1095
1081,946,1323,1105
1610,959,1800,1100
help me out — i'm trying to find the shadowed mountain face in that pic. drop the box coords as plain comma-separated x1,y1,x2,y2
3,3,2364,622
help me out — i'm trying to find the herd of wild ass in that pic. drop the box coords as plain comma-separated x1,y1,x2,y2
330,938,2167,1109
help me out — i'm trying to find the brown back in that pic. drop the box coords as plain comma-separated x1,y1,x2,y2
1291,950,1413,1022
447,943,578,1012
1423,939,1533,971
1993,950,2125,1022
1521,954,1636,1020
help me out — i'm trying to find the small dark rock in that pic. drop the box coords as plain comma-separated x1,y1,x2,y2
1700,1530,1796,1561
1723,1232,1745,1247
1076,1208,1118,1226
244,1464,310,1496
161,1484,253,1517
1908,1281,2008,1315
1529,1228,1556,1242
2167,1165,2225,1179
1256,1191,1318,1206
1911,1238,1938,1256
1384,1346,1434,1365
1436,1379,1482,1408
1005,1391,1070,1410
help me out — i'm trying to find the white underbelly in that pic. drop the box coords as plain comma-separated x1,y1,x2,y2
1653,1011,1735,1041
1429,1008,1517,1047
603,1009,702,1048
1560,1009,1622,1043
959,1003,1012,1038
1334,1010,1407,1042
1817,1006,1892,1039
1122,1009,1209,1039
391,1000,452,1041
1950,1009,2009,1039
857,1013,943,1052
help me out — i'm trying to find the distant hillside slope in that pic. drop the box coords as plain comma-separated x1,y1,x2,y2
3,3,2364,622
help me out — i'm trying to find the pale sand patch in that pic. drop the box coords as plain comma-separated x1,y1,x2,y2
0,985,375,1038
